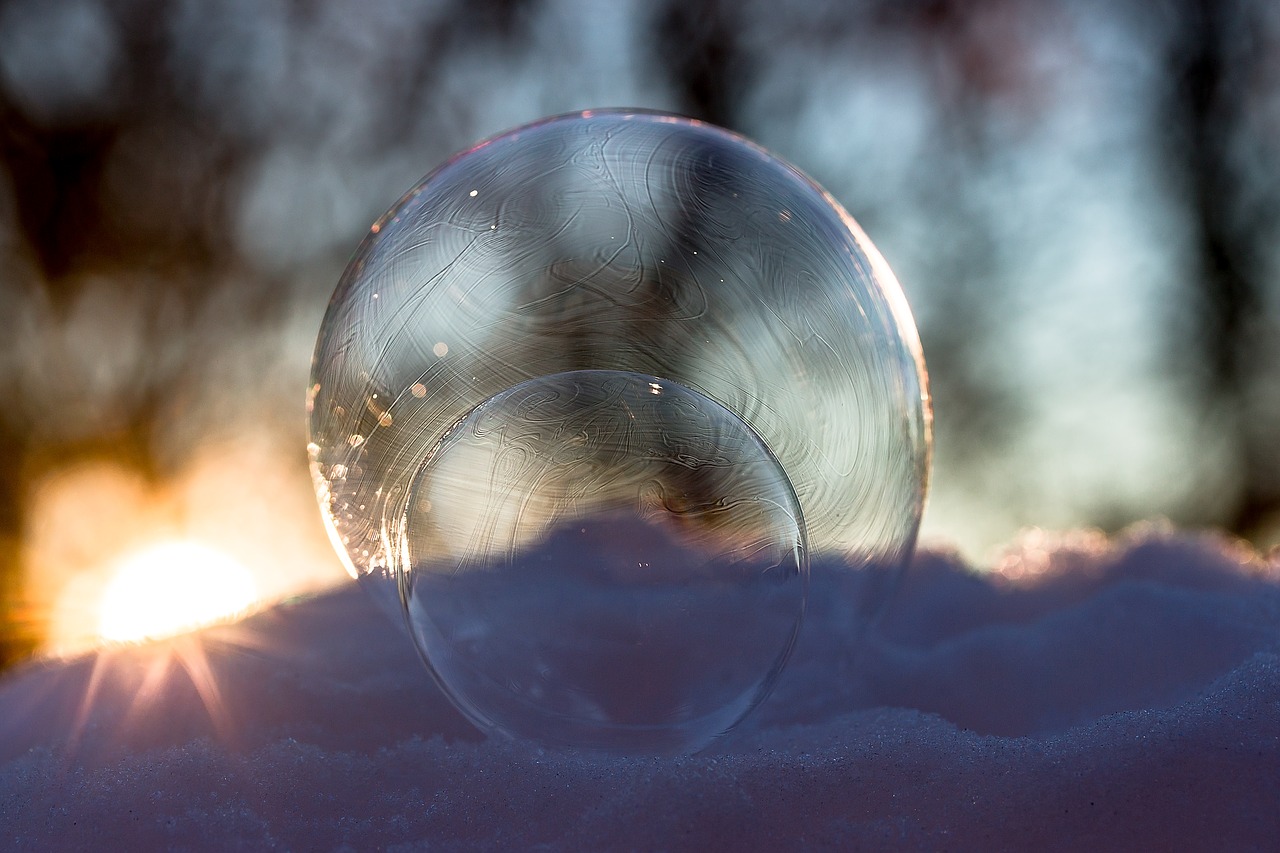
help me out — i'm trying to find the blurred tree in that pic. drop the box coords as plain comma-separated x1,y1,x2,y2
652,0,753,127
3,0,1280,674
1161,0,1279,535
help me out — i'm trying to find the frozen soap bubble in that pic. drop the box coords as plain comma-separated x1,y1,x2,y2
402,369,807,752
308,110,931,751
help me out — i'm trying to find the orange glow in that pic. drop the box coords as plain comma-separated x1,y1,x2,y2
29,445,347,656
97,541,257,642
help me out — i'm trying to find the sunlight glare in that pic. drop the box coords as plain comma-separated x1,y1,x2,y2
98,541,258,642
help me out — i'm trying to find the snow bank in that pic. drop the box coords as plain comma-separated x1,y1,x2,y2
2,528,1277,850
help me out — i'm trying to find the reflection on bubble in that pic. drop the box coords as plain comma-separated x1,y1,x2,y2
402,370,807,752
308,110,931,750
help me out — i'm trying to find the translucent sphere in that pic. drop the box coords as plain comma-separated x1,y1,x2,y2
403,370,807,752
308,110,931,751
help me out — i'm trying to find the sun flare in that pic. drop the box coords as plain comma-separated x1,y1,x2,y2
97,541,258,643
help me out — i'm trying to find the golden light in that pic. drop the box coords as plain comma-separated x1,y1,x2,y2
97,541,258,643
29,449,347,657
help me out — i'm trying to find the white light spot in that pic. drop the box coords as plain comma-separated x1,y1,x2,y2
98,542,257,642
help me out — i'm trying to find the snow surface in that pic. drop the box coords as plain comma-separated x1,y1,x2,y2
2,527,1278,850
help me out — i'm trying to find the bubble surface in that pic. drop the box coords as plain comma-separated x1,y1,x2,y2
308,110,931,750
403,370,806,751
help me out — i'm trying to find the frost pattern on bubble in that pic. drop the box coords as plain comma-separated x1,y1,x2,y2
308,110,931,751
402,370,807,752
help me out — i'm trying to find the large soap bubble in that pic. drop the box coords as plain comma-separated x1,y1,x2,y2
308,110,930,752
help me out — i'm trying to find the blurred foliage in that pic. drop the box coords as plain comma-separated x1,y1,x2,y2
1,0,1279,671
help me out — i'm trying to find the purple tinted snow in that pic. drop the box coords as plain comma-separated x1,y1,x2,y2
1,529,1277,850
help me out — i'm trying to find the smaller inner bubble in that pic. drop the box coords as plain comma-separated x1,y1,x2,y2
399,370,809,753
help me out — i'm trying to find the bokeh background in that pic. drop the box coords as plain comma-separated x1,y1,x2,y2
2,0,1279,672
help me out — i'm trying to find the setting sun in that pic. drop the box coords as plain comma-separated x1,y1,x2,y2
98,541,259,643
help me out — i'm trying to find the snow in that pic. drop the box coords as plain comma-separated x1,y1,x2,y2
2,527,1278,849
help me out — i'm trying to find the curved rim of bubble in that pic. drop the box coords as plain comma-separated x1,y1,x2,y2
309,107,933,581
397,367,814,583
396,370,812,752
